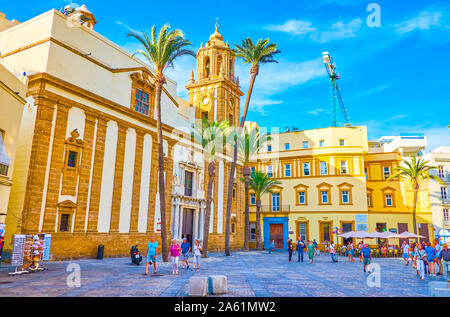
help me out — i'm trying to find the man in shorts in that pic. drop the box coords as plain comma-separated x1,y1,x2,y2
180,237,191,269
402,241,410,265
361,242,372,273
145,236,158,275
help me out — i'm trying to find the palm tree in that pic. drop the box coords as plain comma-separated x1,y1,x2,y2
238,126,270,251
193,119,231,257
248,171,281,249
224,38,280,256
388,156,442,241
128,25,195,262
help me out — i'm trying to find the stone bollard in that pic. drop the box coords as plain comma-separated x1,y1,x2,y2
208,275,228,295
189,276,208,297
428,281,449,296
434,288,450,297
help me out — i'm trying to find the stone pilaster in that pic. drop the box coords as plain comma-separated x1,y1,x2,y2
22,96,55,233
109,124,127,232
86,117,107,232
42,104,70,233
146,136,159,233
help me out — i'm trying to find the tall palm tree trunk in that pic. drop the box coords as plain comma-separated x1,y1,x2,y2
255,198,262,250
243,166,251,251
202,161,215,258
225,64,259,256
412,185,419,243
155,77,168,262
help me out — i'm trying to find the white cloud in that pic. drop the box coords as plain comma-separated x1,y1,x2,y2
265,20,316,36
115,21,142,35
310,18,362,43
235,58,325,115
396,11,442,34
264,18,362,43
165,55,197,99
308,108,329,116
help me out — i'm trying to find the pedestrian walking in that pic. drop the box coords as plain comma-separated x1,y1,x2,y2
193,239,202,270
297,237,305,262
439,243,449,282
307,240,317,264
168,239,181,275
330,241,338,262
358,241,364,262
348,242,355,262
425,242,436,277
360,242,372,273
144,236,158,275
268,240,275,254
180,237,191,270
434,240,442,276
288,239,293,262
401,241,410,265
415,243,427,281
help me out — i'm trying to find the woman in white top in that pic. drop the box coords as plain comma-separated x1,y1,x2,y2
193,239,202,270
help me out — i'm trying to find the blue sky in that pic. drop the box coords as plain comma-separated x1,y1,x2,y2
2,0,449,150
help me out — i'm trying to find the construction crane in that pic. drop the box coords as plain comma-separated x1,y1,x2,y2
322,52,350,127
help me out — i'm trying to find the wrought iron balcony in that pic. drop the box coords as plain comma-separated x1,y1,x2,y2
260,205,291,212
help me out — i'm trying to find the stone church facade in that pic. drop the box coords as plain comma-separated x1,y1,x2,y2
0,7,245,258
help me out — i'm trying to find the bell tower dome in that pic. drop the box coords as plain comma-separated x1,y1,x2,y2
186,23,243,126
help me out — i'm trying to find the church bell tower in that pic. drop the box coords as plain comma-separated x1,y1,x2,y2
186,23,243,127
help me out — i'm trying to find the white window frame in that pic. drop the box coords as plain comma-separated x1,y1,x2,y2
302,141,309,149
303,163,310,176
298,191,306,204
320,161,328,175
249,223,257,241
443,208,449,221
250,193,256,205
342,190,349,204
441,187,448,200
385,194,393,206
319,140,325,147
384,166,391,179
321,191,329,204
267,165,273,178
272,193,280,211
340,161,348,174
284,163,291,177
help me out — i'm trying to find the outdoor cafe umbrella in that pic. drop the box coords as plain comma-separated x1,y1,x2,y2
398,231,425,238
337,231,355,238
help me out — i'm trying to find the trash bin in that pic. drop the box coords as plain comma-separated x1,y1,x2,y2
97,244,104,260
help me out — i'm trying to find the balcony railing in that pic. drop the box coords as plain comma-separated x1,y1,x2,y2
261,205,290,212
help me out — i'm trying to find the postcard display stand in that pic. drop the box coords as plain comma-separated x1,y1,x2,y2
9,234,51,276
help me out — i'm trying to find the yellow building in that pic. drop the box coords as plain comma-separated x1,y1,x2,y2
247,125,432,250
0,63,27,226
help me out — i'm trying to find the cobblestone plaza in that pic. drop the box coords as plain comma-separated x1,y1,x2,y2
0,251,444,297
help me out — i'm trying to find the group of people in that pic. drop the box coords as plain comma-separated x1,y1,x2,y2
288,238,322,264
401,240,450,282
143,236,203,276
